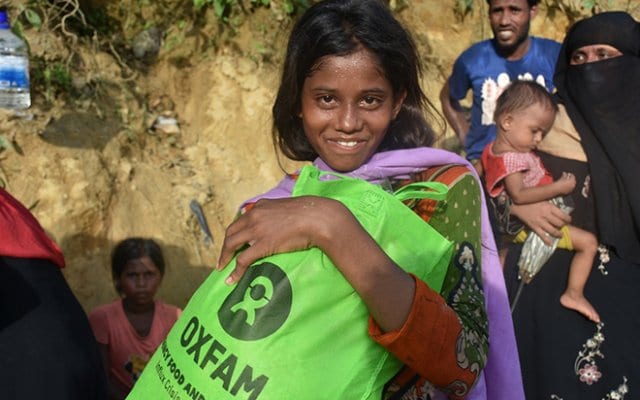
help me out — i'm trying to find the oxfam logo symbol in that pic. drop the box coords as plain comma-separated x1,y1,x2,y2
218,262,292,341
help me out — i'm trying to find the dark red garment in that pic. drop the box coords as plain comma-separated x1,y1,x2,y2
0,187,65,268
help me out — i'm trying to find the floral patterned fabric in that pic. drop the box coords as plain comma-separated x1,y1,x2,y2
378,164,489,400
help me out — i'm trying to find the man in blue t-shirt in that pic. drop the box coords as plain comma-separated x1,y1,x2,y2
440,0,561,172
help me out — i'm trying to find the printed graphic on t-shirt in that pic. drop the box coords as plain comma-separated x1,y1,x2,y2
480,72,548,126
125,354,149,382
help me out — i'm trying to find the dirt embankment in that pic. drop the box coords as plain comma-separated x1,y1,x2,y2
2,0,634,311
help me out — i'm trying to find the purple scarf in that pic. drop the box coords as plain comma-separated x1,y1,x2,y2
245,147,524,400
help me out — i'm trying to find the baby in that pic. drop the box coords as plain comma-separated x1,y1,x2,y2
481,80,599,323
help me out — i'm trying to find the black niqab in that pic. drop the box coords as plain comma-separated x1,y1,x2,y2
554,12,640,263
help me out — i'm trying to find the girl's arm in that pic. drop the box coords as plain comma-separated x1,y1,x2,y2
217,195,415,333
504,171,576,204
371,166,488,398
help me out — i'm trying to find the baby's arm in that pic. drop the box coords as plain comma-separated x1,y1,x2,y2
504,171,576,205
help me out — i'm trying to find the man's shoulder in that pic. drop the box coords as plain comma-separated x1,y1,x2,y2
459,39,494,59
530,36,562,52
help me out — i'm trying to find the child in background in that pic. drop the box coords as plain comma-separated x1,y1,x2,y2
89,238,181,399
481,80,599,322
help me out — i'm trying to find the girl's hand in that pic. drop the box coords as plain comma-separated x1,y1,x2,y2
511,201,571,245
216,196,351,284
217,194,415,332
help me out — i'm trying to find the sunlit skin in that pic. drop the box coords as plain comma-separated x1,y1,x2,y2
569,44,623,65
488,0,537,60
117,256,163,314
299,47,405,172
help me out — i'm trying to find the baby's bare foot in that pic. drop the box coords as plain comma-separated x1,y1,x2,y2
560,292,601,323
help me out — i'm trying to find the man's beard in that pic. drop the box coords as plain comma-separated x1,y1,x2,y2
494,23,530,58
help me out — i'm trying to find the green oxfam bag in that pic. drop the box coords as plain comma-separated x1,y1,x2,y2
128,165,453,400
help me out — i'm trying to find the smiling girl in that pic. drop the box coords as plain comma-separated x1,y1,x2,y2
216,1,523,399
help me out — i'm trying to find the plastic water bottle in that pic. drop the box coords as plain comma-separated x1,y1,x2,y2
0,10,30,109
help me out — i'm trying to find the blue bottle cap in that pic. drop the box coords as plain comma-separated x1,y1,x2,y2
0,11,10,29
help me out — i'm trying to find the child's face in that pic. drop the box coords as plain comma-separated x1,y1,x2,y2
299,47,404,172
117,256,162,307
500,103,555,153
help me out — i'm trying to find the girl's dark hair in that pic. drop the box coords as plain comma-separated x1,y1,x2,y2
493,80,557,122
111,238,166,283
272,0,438,162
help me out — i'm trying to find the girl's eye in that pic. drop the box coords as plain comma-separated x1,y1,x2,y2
320,95,334,104
363,96,376,104
361,95,382,108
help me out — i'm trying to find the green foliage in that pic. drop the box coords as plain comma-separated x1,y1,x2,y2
279,0,309,14
455,0,616,19
455,0,474,18
193,0,309,23
83,6,116,36
30,59,74,104
23,8,42,29
0,135,13,153
541,0,618,24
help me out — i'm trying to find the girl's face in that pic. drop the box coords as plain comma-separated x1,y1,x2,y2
299,48,404,172
117,256,162,307
498,103,556,153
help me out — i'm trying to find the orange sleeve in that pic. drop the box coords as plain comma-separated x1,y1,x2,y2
368,275,476,397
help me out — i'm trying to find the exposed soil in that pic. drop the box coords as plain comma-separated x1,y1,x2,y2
1,0,636,311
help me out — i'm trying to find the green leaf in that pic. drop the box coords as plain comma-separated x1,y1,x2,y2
193,0,208,10
24,9,42,29
213,0,226,17
0,135,15,153
283,0,294,14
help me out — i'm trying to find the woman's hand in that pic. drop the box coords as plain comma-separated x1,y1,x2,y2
217,196,350,284
511,201,572,245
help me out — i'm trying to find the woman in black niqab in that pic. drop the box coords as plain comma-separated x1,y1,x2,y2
504,11,640,400
554,11,640,263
